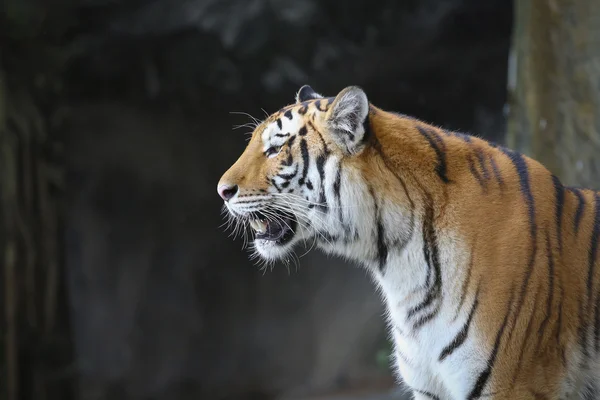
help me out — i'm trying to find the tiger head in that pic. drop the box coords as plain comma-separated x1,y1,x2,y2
217,85,409,264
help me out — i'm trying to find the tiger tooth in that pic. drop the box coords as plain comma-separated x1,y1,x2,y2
250,219,267,233
257,221,267,233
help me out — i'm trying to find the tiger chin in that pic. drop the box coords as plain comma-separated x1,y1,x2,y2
218,85,600,399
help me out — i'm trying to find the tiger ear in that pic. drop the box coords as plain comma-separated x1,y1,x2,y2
324,86,370,155
295,85,323,103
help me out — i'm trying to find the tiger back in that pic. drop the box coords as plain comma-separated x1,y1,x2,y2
217,85,600,399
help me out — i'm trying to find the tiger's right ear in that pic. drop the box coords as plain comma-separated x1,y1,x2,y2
295,85,324,103
324,86,370,155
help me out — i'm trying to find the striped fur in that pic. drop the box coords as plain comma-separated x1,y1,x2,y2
217,85,600,399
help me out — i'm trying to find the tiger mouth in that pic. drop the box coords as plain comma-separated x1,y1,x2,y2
249,211,297,244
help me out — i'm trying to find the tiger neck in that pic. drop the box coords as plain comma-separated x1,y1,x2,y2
369,217,460,333
357,145,464,335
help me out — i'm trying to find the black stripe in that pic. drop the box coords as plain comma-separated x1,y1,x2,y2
512,284,541,383
315,154,326,182
468,155,487,190
417,126,450,183
556,284,564,346
537,230,555,340
453,246,475,321
555,284,566,366
407,288,436,319
282,153,294,167
439,286,480,362
570,187,586,234
423,198,442,290
298,125,307,136
276,118,282,129
506,243,538,346
475,148,490,182
315,129,330,154
487,140,509,151
578,297,589,359
552,175,565,254
423,209,436,291
444,129,472,143
489,156,505,189
369,186,388,272
361,113,372,145
287,135,296,147
299,139,309,185
277,165,298,180
407,197,442,327
270,178,282,192
333,166,347,235
274,132,289,138
315,154,328,211
500,149,538,346
284,109,293,119
333,167,342,201
376,218,388,271
500,148,536,238
413,310,440,331
467,288,514,400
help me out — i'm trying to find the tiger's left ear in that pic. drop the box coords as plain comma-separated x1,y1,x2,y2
324,86,370,155
295,85,324,103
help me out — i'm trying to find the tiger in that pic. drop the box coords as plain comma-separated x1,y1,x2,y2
216,85,600,399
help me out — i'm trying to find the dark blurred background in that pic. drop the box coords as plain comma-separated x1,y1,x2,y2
2,0,599,399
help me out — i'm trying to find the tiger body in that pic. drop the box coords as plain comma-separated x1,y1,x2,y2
217,85,600,399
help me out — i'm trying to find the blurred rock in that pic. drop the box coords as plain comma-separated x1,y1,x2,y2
3,0,513,399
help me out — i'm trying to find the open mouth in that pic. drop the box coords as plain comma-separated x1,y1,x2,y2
249,211,297,245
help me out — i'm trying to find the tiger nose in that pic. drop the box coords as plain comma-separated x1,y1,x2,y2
217,184,239,201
